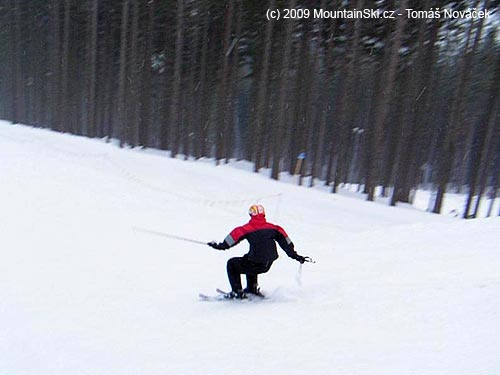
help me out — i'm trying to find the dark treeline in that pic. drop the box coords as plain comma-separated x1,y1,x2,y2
0,0,499,217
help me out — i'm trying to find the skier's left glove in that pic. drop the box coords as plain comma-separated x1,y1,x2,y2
296,255,314,264
208,241,227,250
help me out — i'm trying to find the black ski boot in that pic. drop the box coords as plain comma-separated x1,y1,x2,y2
243,286,264,298
224,290,247,299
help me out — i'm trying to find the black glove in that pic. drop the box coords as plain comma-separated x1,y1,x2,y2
208,241,227,250
296,255,314,264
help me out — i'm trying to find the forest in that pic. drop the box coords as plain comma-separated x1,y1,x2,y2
0,0,499,218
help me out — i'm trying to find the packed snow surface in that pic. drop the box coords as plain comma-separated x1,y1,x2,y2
1,122,499,375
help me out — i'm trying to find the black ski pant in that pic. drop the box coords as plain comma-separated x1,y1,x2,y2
227,255,273,292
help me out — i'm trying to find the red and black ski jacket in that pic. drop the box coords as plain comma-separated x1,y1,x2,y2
221,215,300,263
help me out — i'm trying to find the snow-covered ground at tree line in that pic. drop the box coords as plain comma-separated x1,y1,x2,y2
1,121,499,375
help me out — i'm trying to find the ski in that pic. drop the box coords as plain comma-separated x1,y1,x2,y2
217,288,265,299
198,292,227,301
198,289,233,301
198,288,265,302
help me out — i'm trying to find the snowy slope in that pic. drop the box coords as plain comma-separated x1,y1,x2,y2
1,122,499,375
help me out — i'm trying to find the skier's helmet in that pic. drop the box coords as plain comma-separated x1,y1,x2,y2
248,204,265,217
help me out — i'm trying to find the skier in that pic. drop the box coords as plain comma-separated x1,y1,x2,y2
208,204,311,299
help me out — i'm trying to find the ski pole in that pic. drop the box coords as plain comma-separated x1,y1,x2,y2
132,226,207,245
296,263,303,286
296,256,316,285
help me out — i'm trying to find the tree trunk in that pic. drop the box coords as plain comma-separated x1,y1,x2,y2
467,53,500,217
433,0,481,214
390,3,438,206
253,0,275,172
332,0,363,192
289,23,311,182
139,0,155,147
117,0,129,146
59,0,71,132
128,0,140,146
48,0,61,130
365,0,408,201
313,3,339,185
487,149,500,217
215,0,234,163
9,1,22,124
403,15,440,203
169,0,185,157
307,0,328,187
185,8,201,158
225,0,242,163
270,0,296,180
87,0,98,138
195,1,210,159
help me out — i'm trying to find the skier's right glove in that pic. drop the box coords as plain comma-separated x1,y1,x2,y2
208,241,227,250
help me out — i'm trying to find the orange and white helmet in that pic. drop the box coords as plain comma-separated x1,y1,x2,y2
248,204,265,217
